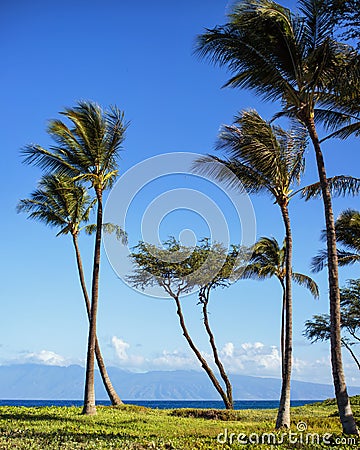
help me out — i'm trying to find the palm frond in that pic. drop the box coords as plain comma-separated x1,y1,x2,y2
322,121,360,141
84,222,128,245
191,155,254,193
22,101,128,191
18,174,94,236
311,248,360,272
298,0,335,48
292,272,319,298
310,248,328,273
195,1,298,103
301,176,360,200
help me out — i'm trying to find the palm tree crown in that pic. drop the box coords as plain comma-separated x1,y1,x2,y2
194,109,306,206
244,236,319,298
22,101,128,191
196,0,359,133
17,174,95,237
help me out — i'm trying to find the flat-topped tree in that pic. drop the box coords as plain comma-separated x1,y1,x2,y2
22,101,128,415
17,174,126,405
129,238,245,409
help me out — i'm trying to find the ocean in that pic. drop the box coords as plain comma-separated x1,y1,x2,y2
0,399,318,409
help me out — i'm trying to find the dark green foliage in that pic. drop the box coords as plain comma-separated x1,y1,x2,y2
128,238,245,295
311,209,360,272
170,408,240,421
304,279,360,369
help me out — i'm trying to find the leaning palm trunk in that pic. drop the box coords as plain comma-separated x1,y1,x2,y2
83,189,103,415
173,295,232,409
306,118,358,434
72,235,122,406
276,204,293,429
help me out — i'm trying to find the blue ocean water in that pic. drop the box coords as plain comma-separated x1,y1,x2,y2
0,399,318,409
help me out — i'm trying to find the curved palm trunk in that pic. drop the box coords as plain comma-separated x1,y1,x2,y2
82,188,103,415
276,204,293,429
201,288,233,409
173,295,232,409
72,235,123,406
307,118,358,435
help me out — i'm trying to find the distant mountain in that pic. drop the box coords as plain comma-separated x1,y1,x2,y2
0,364,359,400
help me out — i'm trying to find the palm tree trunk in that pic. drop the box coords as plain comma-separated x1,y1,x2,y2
72,234,123,406
279,279,286,380
276,204,293,429
341,339,360,371
201,287,233,409
82,188,103,415
306,117,358,435
173,295,231,409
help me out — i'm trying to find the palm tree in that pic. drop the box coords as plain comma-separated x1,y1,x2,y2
193,109,307,428
196,0,359,433
22,101,128,415
311,209,360,272
17,174,126,405
244,236,319,377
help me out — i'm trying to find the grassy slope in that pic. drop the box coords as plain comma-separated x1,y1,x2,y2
0,398,359,449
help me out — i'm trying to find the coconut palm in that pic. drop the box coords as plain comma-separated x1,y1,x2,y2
22,101,128,415
17,174,126,405
193,109,307,427
311,209,360,272
196,0,359,433
244,236,319,376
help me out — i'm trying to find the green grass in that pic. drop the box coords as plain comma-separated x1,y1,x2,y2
0,399,359,449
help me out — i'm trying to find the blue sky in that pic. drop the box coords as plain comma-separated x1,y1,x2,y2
1,0,359,389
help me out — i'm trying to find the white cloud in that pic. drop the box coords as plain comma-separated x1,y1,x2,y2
110,336,360,385
152,350,200,370
111,336,145,369
222,342,234,357
23,350,68,366
110,336,281,375
219,341,281,376
111,337,130,361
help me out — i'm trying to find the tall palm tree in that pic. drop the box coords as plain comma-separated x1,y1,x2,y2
244,236,319,378
17,174,125,406
22,101,128,415
193,109,307,427
311,209,360,272
196,0,359,433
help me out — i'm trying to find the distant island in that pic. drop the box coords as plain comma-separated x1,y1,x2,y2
1,364,359,401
